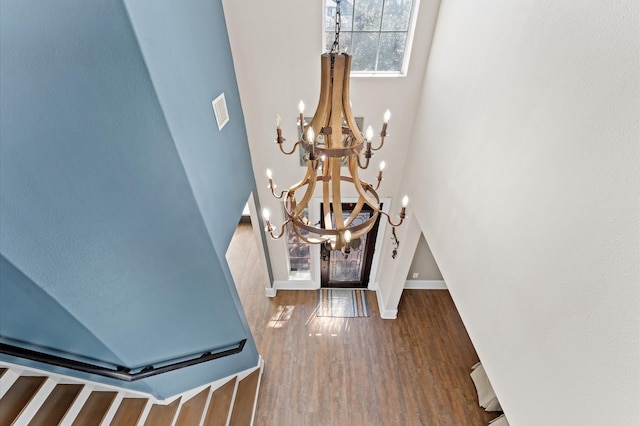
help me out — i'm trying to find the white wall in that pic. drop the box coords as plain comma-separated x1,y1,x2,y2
401,0,640,424
407,233,443,281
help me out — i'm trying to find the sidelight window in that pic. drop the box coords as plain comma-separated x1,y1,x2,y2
284,205,311,280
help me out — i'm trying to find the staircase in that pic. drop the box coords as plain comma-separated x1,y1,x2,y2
0,361,263,425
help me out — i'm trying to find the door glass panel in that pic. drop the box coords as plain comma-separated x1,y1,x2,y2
328,210,371,282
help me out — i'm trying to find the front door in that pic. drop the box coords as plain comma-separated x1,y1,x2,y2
320,202,381,288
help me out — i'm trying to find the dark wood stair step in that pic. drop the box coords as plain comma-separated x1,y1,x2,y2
71,391,117,426
203,378,236,426
110,397,148,425
144,397,181,426
29,383,83,426
229,370,260,426
0,368,7,378
175,386,210,426
0,376,47,425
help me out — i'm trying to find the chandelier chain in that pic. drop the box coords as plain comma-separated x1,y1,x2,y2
331,0,341,54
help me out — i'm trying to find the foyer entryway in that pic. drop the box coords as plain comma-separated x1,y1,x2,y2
227,209,498,424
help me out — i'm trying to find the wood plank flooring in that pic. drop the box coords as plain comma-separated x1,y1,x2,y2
227,223,498,425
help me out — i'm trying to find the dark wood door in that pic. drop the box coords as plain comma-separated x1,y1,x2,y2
320,202,381,288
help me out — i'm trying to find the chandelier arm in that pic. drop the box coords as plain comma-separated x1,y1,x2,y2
278,140,302,156
269,186,288,200
374,173,383,190
380,210,405,227
371,120,389,151
356,150,370,169
371,137,386,152
266,219,291,240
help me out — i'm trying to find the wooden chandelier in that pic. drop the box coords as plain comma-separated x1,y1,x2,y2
262,51,407,252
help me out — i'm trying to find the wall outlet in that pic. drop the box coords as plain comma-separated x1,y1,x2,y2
412,273,419,279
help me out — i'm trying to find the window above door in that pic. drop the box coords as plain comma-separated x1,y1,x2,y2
324,0,419,76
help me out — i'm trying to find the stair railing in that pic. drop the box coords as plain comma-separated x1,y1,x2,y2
0,339,246,382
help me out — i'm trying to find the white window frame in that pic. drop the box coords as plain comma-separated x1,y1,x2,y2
323,0,421,77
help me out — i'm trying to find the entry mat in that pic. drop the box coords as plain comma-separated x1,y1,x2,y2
316,289,370,318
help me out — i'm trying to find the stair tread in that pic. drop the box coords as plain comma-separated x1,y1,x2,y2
175,386,210,426
144,397,181,426
110,397,148,426
0,376,47,425
203,378,236,426
71,391,117,426
29,383,83,426
0,368,7,379
229,370,260,426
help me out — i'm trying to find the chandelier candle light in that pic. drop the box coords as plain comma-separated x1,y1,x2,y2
262,0,408,253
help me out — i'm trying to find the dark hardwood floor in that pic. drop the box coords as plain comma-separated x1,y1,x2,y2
227,223,498,425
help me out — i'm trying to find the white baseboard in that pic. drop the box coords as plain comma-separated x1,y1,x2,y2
273,280,317,291
404,280,447,290
265,287,277,297
376,289,398,319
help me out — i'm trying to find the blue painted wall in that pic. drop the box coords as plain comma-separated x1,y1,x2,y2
0,0,259,398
